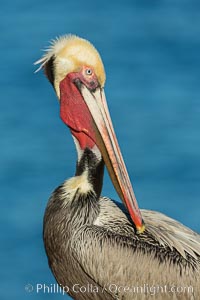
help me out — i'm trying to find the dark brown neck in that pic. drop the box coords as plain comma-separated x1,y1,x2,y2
75,148,104,199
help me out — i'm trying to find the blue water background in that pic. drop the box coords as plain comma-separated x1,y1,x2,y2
1,1,200,299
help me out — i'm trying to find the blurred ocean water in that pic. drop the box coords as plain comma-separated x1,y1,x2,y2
1,1,200,299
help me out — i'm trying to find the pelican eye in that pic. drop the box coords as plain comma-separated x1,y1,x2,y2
85,68,93,76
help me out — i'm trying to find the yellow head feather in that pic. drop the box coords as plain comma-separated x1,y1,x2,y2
35,35,106,98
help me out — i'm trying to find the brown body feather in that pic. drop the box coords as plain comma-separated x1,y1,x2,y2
44,184,200,300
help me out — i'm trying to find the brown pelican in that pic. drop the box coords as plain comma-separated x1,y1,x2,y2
36,35,200,300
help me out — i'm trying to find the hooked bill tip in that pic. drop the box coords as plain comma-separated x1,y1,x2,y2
136,220,146,234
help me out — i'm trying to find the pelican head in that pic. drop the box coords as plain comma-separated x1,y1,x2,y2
36,34,145,233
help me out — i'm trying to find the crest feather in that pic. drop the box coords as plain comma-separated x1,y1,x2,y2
34,35,76,72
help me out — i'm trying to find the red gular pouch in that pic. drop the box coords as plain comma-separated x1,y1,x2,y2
59,73,97,150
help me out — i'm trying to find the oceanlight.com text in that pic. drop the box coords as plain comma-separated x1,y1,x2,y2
25,282,194,296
